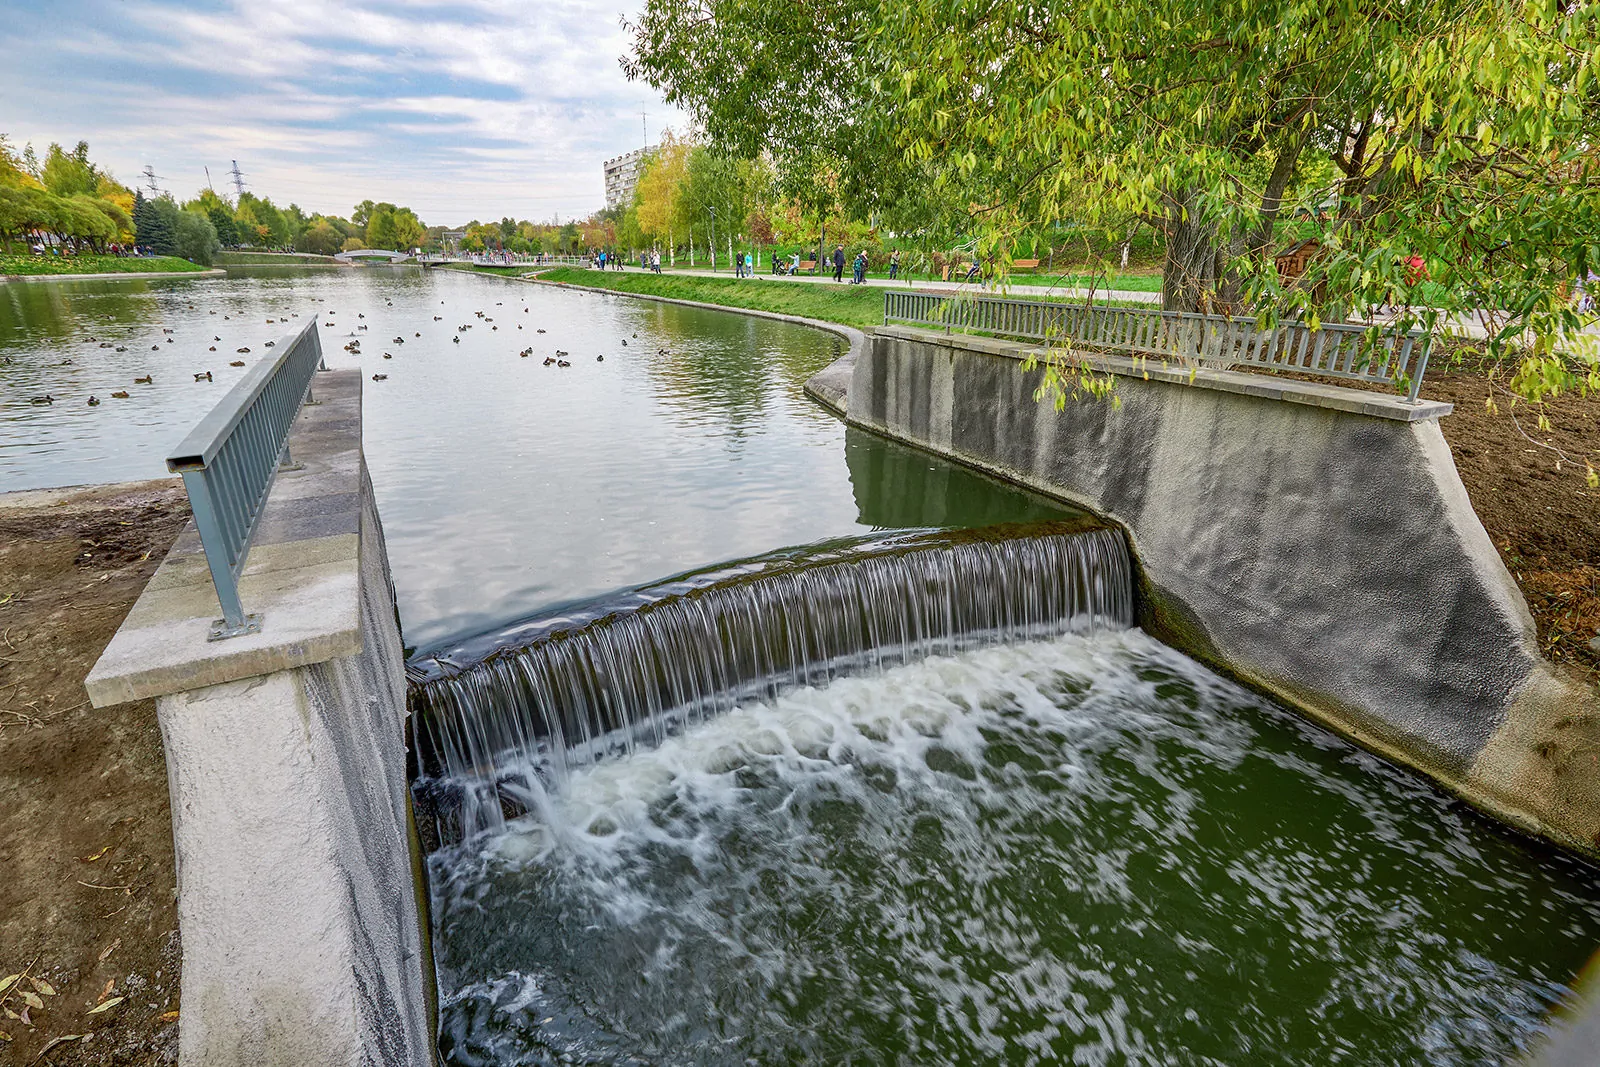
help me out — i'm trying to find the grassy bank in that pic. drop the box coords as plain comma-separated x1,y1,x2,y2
0,253,210,276
215,250,342,266
535,268,891,328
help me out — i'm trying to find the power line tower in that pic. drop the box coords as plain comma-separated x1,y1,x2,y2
140,165,164,197
229,160,247,201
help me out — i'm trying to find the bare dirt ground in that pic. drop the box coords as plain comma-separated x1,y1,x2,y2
0,480,189,1066
1425,362,1600,680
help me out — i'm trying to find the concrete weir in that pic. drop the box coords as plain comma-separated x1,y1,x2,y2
86,370,434,1067
811,324,1600,858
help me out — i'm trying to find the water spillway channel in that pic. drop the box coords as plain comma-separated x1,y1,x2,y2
409,522,1132,846
5,268,1600,1064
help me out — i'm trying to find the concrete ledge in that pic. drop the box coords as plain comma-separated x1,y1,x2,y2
86,371,366,707
876,324,1453,422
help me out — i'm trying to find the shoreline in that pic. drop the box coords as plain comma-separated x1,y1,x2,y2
0,267,226,283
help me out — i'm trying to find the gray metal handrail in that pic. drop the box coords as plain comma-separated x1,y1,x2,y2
884,290,1434,401
167,320,325,639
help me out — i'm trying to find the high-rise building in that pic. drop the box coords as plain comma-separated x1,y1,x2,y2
604,146,656,210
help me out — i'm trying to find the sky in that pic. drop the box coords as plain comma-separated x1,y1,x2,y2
0,0,689,226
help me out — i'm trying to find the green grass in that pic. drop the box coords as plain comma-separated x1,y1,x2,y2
661,263,1165,292
0,252,212,276
533,268,1151,329
535,269,896,329
446,264,527,277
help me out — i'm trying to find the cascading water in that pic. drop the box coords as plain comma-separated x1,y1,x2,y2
408,521,1133,846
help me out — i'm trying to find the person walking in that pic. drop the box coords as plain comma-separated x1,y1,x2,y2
853,250,867,284
888,249,900,280
832,245,845,283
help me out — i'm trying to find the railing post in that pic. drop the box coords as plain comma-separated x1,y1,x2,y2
180,470,261,639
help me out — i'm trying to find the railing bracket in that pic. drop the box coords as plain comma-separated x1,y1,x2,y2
208,613,263,642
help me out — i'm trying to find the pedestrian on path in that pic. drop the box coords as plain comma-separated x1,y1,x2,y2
889,249,900,280
833,245,845,283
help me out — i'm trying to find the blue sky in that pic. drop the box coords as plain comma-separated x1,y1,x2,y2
0,0,687,225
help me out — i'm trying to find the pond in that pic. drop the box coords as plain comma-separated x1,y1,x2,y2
4,266,1597,1066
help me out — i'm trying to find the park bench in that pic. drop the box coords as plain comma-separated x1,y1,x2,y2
799,260,817,272
1013,259,1040,270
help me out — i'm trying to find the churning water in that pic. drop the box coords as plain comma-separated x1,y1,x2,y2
417,525,1600,1065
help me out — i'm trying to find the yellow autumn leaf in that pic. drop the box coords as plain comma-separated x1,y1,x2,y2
0,975,17,995
20,991,43,1010
29,977,55,997
159,1010,180,1023
86,996,123,1015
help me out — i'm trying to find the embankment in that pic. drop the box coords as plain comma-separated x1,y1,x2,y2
813,324,1600,858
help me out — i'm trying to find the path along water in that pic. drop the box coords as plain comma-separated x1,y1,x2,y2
4,266,1599,1064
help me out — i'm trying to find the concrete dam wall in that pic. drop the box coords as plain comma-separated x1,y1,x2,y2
811,324,1600,858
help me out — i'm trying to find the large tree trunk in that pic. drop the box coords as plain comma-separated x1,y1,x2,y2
1161,188,1220,313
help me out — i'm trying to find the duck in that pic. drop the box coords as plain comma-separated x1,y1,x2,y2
99,342,114,348
195,372,213,382
87,395,100,406
433,316,442,321
492,326,498,331
557,359,570,368
110,390,130,399
264,341,275,347
371,373,388,381
621,339,627,346
266,319,276,324
383,353,393,359
151,344,161,351
451,336,460,344
214,335,221,341
134,375,153,384
209,310,216,315
209,346,217,351
555,349,569,357
113,346,126,352
30,395,54,405
414,332,421,338
495,302,502,306
543,357,555,366
162,328,174,334
358,324,368,331
517,325,523,330
230,360,246,367
358,313,365,319
536,328,546,334
392,337,405,344
59,358,73,365
597,354,604,362
236,347,250,353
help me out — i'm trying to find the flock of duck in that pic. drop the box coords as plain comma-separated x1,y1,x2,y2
21,293,656,407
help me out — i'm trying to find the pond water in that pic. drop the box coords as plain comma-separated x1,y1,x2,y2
4,267,1598,1065
0,267,1067,648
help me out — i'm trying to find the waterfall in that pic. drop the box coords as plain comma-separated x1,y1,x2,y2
408,522,1133,848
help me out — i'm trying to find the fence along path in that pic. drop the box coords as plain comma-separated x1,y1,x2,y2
883,291,1434,401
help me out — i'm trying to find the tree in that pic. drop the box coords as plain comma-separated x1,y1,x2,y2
297,219,344,257
628,0,1600,395
132,191,175,255
208,205,239,247
173,209,220,264
39,141,98,197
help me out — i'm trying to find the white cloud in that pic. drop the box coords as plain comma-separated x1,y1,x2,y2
0,0,688,223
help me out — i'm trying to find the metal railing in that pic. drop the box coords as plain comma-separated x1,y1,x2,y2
167,320,325,639
884,290,1434,401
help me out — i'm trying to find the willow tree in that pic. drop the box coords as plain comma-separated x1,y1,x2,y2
628,0,1600,394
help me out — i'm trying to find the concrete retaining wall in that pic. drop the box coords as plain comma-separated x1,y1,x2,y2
822,325,1600,856
87,370,434,1066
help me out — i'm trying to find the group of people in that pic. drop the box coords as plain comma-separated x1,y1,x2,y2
731,251,756,277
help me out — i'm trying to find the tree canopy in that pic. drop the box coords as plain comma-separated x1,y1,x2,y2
628,0,1600,392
